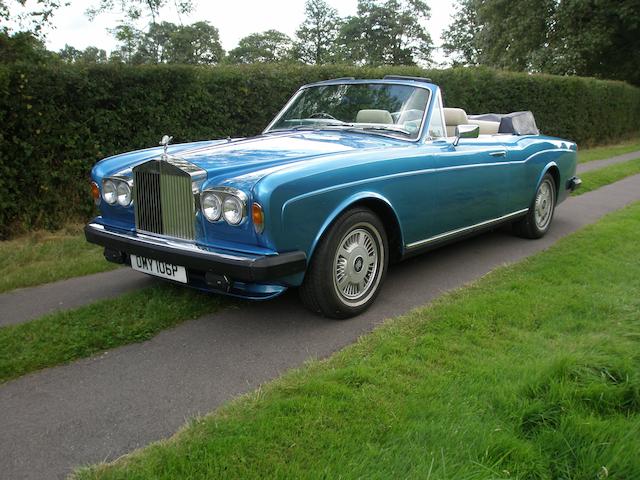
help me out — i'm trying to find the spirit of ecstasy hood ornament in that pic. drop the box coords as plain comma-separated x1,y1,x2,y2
160,135,173,158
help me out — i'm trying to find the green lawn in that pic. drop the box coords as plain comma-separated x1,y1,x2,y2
0,284,226,383
574,157,640,195
579,137,640,163
0,225,115,293
74,202,640,479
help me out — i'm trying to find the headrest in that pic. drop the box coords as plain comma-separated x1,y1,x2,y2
444,108,468,126
356,109,393,124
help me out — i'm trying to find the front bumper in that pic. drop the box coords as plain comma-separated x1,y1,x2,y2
84,223,306,284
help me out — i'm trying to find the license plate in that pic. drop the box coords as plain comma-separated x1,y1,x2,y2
130,254,187,283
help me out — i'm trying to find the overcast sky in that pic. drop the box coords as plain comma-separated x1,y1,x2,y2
40,0,457,64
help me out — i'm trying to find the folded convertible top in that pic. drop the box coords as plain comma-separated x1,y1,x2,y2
468,111,540,136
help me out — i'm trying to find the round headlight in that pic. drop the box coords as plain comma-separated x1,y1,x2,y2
103,179,117,205
223,196,244,225
116,181,132,206
201,192,222,222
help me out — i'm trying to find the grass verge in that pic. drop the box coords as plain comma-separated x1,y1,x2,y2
579,137,640,163
0,285,226,383
0,225,115,293
74,202,640,479
574,157,640,195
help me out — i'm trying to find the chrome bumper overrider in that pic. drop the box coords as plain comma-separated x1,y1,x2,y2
567,176,582,192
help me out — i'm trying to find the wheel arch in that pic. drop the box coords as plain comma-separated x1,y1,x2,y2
539,162,560,197
307,192,405,264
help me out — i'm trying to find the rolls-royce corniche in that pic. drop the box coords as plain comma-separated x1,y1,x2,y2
85,76,581,318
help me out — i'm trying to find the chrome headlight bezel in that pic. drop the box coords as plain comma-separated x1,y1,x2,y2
223,196,244,225
200,187,247,226
102,179,117,205
201,191,223,222
116,181,132,207
102,177,133,207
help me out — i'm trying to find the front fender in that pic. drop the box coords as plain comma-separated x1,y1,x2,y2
272,188,403,262
305,191,404,260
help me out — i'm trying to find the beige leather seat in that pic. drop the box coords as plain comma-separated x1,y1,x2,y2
444,107,500,136
444,108,468,136
356,109,393,124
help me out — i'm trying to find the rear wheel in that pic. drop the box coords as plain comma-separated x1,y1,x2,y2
513,173,556,239
300,208,388,319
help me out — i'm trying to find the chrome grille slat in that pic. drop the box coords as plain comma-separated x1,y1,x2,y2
134,160,196,241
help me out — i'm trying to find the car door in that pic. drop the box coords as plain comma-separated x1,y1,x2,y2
430,138,512,235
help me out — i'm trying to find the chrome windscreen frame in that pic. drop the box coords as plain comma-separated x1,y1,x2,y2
262,80,433,143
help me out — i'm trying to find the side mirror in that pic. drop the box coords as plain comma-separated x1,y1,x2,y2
453,124,480,146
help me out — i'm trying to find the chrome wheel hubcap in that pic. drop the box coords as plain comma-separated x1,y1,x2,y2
333,225,383,306
534,179,554,230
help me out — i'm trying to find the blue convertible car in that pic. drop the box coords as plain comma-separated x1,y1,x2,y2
85,76,580,318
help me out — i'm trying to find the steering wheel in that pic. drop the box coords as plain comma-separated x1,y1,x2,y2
309,112,338,121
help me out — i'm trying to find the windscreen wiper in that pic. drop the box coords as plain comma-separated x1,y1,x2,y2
268,123,346,132
344,125,413,136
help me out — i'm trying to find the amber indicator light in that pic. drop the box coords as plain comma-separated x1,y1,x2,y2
252,203,264,233
90,181,100,205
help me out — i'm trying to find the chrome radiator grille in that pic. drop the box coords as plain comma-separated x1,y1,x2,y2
133,160,196,241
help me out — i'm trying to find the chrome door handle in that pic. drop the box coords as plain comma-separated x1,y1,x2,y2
490,151,507,157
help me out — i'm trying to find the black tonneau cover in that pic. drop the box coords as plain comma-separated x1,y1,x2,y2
468,111,539,135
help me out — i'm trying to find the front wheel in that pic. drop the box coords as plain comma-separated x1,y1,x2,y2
513,173,557,239
300,208,388,319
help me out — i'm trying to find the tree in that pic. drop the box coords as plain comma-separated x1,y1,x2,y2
87,0,193,26
58,44,107,63
58,43,80,62
78,46,108,63
227,30,293,63
0,30,55,63
335,0,433,66
548,0,640,85
440,0,482,66
107,21,223,65
442,0,640,86
0,0,68,35
138,21,177,63
109,23,144,64
294,0,341,64
165,21,224,64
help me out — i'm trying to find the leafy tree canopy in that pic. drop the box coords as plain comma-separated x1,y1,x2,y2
94,20,223,65
294,0,341,64
227,30,293,64
442,0,640,85
335,0,433,66
0,0,68,35
0,30,55,63
87,0,193,25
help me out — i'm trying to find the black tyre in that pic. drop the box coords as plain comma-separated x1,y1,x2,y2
513,173,557,239
300,207,388,319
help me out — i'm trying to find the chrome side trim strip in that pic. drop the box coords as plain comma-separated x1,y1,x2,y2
405,208,529,250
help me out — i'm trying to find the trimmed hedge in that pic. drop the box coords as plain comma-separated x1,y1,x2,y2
1,64,639,237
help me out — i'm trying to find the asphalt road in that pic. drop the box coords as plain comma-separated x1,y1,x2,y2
576,149,640,173
1,174,640,480
0,269,157,328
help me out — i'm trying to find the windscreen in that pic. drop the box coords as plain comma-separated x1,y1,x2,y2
267,83,431,140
